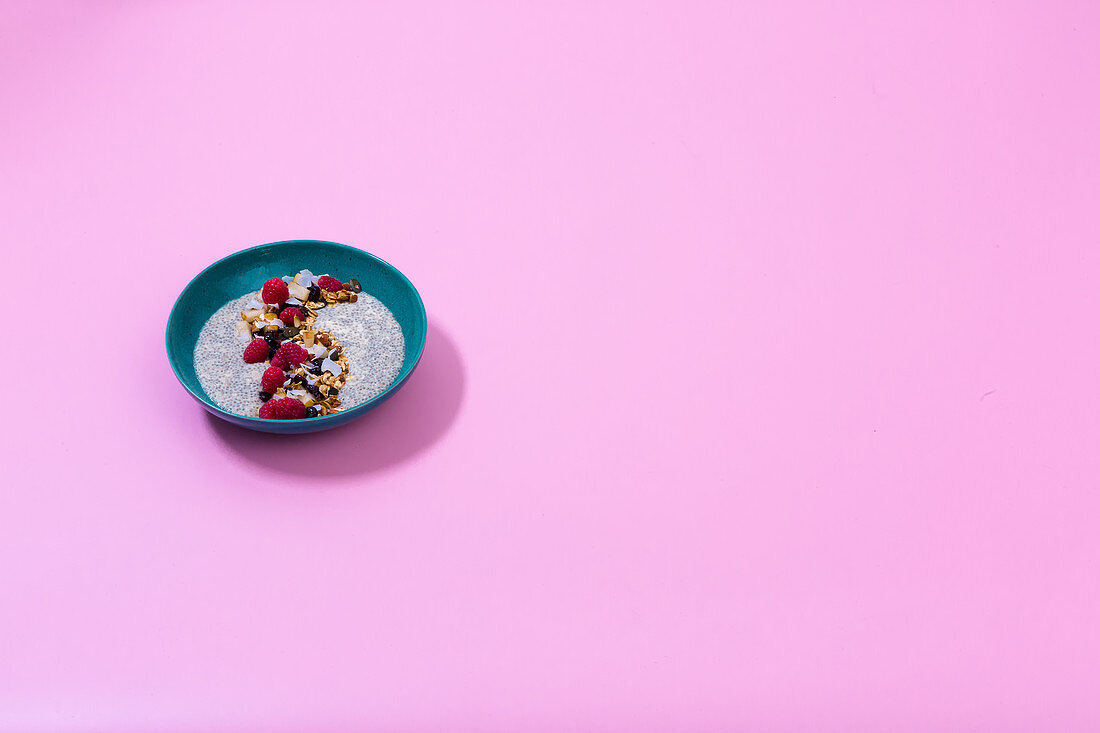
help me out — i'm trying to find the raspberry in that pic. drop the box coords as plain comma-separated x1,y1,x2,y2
258,397,307,420
317,275,342,292
261,278,290,305
242,339,270,363
270,353,288,370
278,306,305,325
274,341,309,367
261,365,286,393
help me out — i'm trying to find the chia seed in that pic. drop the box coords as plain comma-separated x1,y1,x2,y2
194,288,405,417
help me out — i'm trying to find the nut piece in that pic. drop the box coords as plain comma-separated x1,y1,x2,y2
287,281,310,301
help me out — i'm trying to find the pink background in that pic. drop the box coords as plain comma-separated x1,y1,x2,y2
3,1,1100,730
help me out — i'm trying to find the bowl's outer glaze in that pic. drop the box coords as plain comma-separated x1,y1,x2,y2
166,240,426,434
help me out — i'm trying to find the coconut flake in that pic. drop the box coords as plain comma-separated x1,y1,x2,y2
321,357,342,376
281,275,292,283
245,297,267,311
296,269,316,287
285,297,303,306
307,343,327,358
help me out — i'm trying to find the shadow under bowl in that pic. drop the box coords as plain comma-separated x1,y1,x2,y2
166,239,426,434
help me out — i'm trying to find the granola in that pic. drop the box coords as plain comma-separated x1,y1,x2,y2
241,270,362,420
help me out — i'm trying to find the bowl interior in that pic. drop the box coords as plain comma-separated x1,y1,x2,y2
166,240,425,424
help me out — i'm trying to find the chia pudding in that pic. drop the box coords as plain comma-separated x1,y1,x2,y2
194,270,405,420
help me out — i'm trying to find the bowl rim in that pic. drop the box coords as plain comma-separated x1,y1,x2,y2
165,239,427,425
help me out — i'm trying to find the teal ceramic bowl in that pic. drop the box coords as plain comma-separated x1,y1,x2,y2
166,240,426,434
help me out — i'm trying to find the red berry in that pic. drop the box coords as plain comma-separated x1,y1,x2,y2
317,275,342,292
274,341,309,366
261,278,290,305
261,365,285,393
270,353,288,370
258,397,307,420
242,339,270,363
278,306,305,325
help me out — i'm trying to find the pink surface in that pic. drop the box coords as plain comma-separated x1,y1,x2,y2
3,1,1100,730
